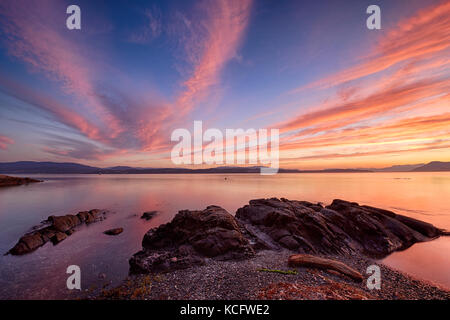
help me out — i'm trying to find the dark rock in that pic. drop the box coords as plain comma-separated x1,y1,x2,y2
0,175,42,187
76,211,90,223
39,228,56,242
8,233,44,255
236,198,448,258
130,205,254,274
86,209,106,223
130,198,448,274
141,211,158,220
104,228,124,236
7,209,108,255
21,233,45,249
48,215,80,232
51,231,68,244
7,242,29,256
278,235,299,250
394,214,442,238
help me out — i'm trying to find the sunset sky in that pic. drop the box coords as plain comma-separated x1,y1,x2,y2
0,0,448,169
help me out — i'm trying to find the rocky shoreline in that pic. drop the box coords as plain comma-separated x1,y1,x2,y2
98,250,449,300
129,198,448,274
7,209,108,255
0,175,42,187
98,198,449,300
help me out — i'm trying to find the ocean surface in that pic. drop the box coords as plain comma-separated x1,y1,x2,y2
0,173,449,299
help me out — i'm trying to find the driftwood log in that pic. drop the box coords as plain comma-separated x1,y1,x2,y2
288,254,364,282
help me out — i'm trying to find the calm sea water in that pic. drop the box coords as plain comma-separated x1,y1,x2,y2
0,173,449,299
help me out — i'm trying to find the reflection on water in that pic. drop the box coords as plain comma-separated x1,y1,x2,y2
0,173,449,298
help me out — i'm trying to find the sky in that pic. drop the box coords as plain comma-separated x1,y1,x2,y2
0,0,448,170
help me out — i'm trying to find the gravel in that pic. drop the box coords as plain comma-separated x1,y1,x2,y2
95,249,450,300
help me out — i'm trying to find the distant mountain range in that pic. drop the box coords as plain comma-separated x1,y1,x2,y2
371,164,425,172
410,161,450,172
0,161,448,174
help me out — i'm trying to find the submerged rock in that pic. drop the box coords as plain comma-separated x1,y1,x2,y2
104,228,124,236
141,211,158,221
129,205,254,274
7,209,108,255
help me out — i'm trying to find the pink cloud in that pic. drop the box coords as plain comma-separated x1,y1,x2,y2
279,77,450,133
175,0,253,114
0,0,123,137
0,0,176,158
292,1,450,92
0,0,254,163
0,75,101,140
265,1,450,167
0,135,14,150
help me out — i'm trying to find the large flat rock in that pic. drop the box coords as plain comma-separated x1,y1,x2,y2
236,198,448,258
130,198,448,274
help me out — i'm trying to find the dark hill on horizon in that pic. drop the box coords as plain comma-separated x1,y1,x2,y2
0,161,448,174
0,161,100,174
372,163,425,172
0,161,371,174
411,161,450,172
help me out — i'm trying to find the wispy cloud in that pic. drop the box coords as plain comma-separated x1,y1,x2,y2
279,77,449,133
0,135,14,150
292,1,450,92
283,139,450,162
0,76,101,140
0,0,447,168
0,0,125,137
0,0,254,162
175,0,253,114
280,111,450,152
271,1,450,168
0,0,175,160
40,134,123,161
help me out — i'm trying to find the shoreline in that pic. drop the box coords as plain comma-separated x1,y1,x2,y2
1,194,449,300
93,250,449,300
95,197,449,300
